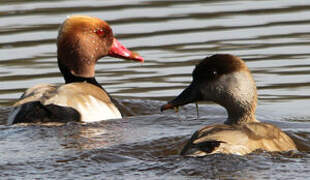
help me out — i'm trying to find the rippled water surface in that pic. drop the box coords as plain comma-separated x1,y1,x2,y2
1,0,310,179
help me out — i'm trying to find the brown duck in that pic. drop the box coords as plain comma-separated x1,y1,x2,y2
161,54,296,156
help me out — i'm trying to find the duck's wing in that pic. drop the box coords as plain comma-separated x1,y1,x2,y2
181,123,296,156
240,122,296,152
8,83,81,124
13,83,57,106
46,82,121,122
181,124,252,156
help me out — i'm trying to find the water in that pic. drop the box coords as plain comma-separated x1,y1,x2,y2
1,0,310,179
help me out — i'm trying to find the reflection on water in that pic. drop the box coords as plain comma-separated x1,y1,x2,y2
1,0,310,179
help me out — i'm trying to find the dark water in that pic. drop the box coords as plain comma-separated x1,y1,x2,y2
1,0,310,179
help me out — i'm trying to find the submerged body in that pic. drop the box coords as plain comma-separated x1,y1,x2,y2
9,15,143,124
161,54,296,156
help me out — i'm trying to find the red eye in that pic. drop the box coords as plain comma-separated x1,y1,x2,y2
96,29,105,36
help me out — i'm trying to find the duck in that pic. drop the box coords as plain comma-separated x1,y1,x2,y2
161,54,297,156
8,15,144,124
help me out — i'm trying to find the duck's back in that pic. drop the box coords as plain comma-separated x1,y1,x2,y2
8,83,121,124
181,122,296,156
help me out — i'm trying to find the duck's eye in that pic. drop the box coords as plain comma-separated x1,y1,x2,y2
95,28,106,37
207,69,217,79
211,70,217,77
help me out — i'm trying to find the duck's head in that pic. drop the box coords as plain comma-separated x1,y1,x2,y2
161,54,258,124
57,15,143,80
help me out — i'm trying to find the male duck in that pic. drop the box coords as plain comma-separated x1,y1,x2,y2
8,15,144,124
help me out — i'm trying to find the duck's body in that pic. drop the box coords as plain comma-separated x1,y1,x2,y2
8,83,121,124
181,122,296,156
8,15,143,124
161,54,296,156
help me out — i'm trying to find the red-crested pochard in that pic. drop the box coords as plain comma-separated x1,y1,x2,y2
8,15,144,124
161,54,296,156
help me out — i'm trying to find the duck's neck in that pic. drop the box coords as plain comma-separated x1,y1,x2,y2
224,101,259,125
225,109,258,125
58,61,102,89
57,59,125,115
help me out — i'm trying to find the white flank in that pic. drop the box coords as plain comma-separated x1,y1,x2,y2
75,95,122,123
